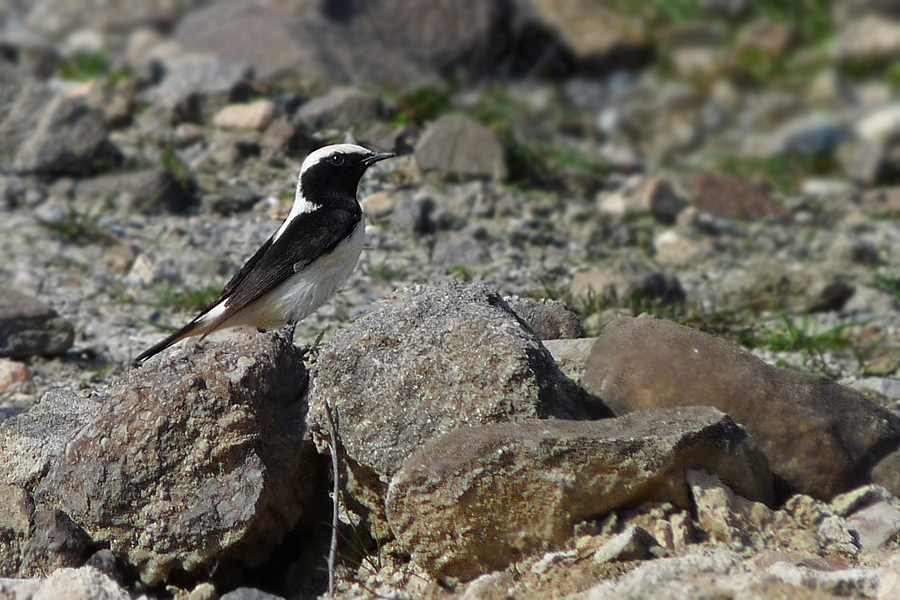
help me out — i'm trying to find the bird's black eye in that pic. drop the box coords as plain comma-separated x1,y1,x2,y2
329,153,345,166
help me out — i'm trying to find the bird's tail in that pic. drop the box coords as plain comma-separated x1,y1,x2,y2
131,319,206,367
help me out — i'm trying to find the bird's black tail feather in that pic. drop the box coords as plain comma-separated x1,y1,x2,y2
131,319,203,367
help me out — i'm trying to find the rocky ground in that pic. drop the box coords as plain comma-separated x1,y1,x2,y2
2,0,900,599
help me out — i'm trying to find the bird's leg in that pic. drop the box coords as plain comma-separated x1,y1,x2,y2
284,321,297,342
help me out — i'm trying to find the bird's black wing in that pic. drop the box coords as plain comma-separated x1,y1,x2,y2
205,235,275,307
206,205,362,325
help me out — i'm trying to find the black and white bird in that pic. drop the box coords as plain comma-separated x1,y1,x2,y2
132,143,395,366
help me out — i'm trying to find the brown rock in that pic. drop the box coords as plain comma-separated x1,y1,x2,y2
503,296,586,340
0,359,31,394
36,332,325,585
691,172,791,220
582,315,900,500
386,407,773,580
102,245,138,275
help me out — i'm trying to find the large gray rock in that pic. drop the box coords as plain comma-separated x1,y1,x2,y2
174,0,505,87
386,407,773,580
0,290,74,359
582,315,900,500
293,87,384,133
415,115,508,181
0,64,108,175
139,54,252,124
24,0,196,37
307,281,609,536
36,332,324,585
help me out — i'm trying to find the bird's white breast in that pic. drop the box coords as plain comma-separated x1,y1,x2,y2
254,219,367,327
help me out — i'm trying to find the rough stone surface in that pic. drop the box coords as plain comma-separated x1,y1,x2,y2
173,0,321,83
582,315,900,500
688,469,775,548
0,290,74,359
309,281,608,473
3,1,900,597
845,500,900,549
36,332,324,585
386,407,773,580
0,389,101,488
415,114,508,181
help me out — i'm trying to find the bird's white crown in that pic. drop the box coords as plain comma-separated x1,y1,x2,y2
299,143,373,175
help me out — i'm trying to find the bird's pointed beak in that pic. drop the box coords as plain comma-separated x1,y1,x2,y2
363,152,396,167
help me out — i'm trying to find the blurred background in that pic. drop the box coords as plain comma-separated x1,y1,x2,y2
3,0,897,191
2,0,900,404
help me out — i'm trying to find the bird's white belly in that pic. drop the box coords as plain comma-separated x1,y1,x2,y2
249,220,366,328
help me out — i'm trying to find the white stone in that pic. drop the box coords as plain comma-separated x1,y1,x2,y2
856,105,900,142
213,100,277,131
